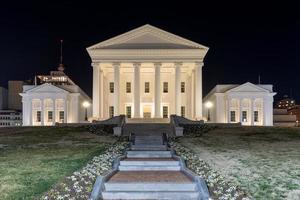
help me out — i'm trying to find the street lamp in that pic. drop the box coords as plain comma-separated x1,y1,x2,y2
83,101,90,121
205,101,213,121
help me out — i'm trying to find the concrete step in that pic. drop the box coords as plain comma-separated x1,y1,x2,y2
131,145,167,151
120,160,180,166
119,165,181,171
127,151,172,158
102,191,200,199
104,182,197,192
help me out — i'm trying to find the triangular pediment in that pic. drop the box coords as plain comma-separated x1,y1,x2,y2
87,24,209,50
26,83,68,94
226,82,270,93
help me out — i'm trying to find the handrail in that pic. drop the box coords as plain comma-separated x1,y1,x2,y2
129,132,135,145
162,132,168,145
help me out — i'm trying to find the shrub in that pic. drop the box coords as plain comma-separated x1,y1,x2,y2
179,123,216,137
86,124,116,135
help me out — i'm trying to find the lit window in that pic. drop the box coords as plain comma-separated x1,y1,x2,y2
109,82,114,93
254,111,259,122
230,111,236,122
278,105,281,107
242,111,247,122
48,111,53,122
59,111,64,123
181,106,185,117
163,106,168,118
163,82,168,93
181,82,185,93
36,111,41,122
126,82,131,93
145,82,150,93
126,106,131,118
109,106,114,118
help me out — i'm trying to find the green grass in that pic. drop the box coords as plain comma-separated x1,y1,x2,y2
0,126,116,200
179,126,300,200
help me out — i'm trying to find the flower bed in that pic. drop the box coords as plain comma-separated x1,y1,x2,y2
42,141,128,200
170,141,250,200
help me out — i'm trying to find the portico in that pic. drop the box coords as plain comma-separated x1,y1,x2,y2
87,24,209,120
91,62,204,120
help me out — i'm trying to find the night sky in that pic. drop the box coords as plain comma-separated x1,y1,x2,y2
0,1,299,102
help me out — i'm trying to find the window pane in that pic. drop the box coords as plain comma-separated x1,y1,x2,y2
59,111,64,122
126,82,131,93
145,82,150,93
181,82,185,93
109,82,114,93
254,111,259,122
242,111,247,122
163,106,168,118
109,106,114,118
126,106,131,118
230,111,235,122
181,106,185,117
48,111,53,122
36,111,41,122
163,82,168,93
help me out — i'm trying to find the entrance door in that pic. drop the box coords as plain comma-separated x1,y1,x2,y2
143,105,152,118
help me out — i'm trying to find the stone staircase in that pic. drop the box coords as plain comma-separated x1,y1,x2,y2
122,123,173,136
90,134,209,200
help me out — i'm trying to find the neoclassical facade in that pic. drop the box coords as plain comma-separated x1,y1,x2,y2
203,82,276,126
87,24,209,120
20,70,91,126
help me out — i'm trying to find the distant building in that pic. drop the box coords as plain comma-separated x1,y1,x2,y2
276,95,296,110
0,110,22,127
20,65,92,126
203,82,276,126
288,105,300,122
273,108,296,127
0,87,8,110
8,80,26,110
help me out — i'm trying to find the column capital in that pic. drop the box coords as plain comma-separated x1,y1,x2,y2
195,61,204,68
112,62,121,67
174,62,183,67
133,62,141,67
91,62,100,68
153,62,162,67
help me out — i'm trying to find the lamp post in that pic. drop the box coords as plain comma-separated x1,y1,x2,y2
205,101,213,121
82,101,90,121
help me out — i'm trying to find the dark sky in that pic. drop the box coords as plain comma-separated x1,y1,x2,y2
0,1,299,102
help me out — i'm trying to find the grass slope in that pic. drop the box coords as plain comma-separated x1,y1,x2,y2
0,127,116,200
179,127,300,200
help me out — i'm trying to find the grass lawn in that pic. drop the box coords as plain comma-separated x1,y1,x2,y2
0,126,116,200
178,126,300,200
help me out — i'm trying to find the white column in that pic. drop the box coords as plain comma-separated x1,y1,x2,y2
113,63,120,116
41,99,44,126
239,98,243,123
64,98,67,123
99,68,103,119
191,70,195,119
251,98,255,126
175,62,182,116
154,62,161,118
195,62,203,119
29,99,32,125
227,98,231,123
92,63,100,119
133,63,141,118
52,99,56,125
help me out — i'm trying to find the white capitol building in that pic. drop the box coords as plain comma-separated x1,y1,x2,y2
21,24,276,126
